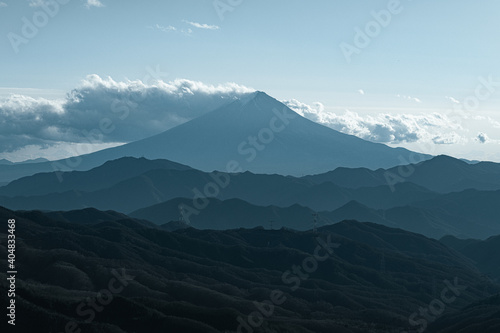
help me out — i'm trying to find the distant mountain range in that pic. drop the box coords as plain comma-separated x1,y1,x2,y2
128,193,500,240
0,156,438,213
4,91,500,332
2,205,498,333
129,197,325,230
0,157,49,165
304,154,500,193
0,91,431,183
2,154,500,239
441,234,500,281
330,196,500,239
0,157,191,197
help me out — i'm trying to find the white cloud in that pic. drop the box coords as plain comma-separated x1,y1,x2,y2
283,98,465,145
477,132,488,143
489,117,500,128
432,132,467,145
446,96,460,104
0,75,255,155
397,94,422,104
85,0,103,8
183,20,220,30
149,20,218,36
3,79,499,162
149,24,177,33
149,24,193,36
358,89,365,95
0,1,7,7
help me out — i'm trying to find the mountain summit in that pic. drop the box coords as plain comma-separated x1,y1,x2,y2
0,92,431,182
88,91,430,175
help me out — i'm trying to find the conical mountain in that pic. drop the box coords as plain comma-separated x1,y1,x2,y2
92,91,430,175
0,91,431,181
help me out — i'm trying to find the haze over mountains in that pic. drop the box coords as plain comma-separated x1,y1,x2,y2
0,91,431,183
2,153,500,239
305,155,500,193
2,90,500,332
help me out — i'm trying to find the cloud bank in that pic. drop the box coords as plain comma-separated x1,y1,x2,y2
1,77,498,162
283,99,465,145
0,75,255,154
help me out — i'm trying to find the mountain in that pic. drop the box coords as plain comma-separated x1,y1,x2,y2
392,155,500,193
0,92,430,184
413,189,500,232
43,207,155,227
0,157,191,196
327,200,392,225
17,157,50,164
0,164,439,214
0,168,312,213
129,192,500,240
428,295,500,333
289,181,438,211
440,235,500,281
329,196,500,240
0,158,14,165
1,205,498,333
302,166,387,189
94,91,431,176
305,155,500,193
130,197,330,230
3,155,500,239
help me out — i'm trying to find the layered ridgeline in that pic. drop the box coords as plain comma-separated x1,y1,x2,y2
0,91,430,184
1,206,498,333
440,235,500,281
304,155,500,193
2,155,500,239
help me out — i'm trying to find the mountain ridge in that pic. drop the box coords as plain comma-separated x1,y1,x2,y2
0,91,431,182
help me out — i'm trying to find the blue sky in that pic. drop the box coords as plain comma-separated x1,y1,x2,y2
1,0,500,162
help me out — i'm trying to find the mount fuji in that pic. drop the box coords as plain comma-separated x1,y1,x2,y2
0,91,431,182
93,91,430,175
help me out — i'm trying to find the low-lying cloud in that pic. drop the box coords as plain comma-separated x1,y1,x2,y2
0,75,255,153
283,99,465,145
1,77,498,162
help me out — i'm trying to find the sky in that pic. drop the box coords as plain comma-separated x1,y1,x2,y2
0,0,499,162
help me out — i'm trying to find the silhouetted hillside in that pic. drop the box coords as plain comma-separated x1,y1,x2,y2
329,199,500,240
130,197,328,230
305,155,500,193
0,157,191,196
0,163,438,213
0,206,498,332
441,235,500,281
2,155,500,239
429,295,500,333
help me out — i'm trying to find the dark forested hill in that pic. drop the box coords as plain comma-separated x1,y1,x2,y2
0,206,498,333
